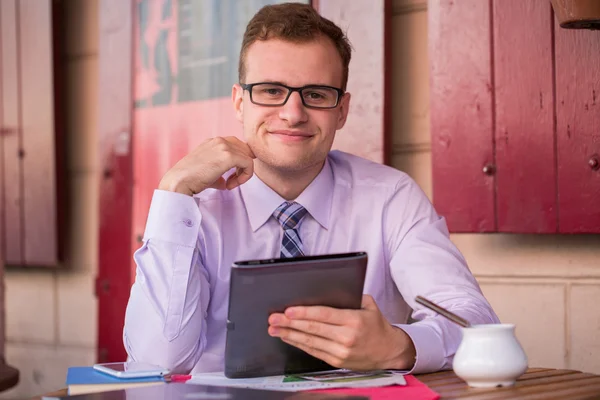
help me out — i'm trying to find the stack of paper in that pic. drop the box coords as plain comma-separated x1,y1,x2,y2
187,369,408,391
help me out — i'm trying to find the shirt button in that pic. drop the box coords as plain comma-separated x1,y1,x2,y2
183,218,194,227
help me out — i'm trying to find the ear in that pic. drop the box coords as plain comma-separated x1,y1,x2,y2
232,83,244,122
336,92,351,130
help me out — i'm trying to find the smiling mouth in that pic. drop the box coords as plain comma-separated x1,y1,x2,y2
269,130,314,138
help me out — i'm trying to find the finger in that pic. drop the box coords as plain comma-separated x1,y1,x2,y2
280,337,343,369
273,318,345,342
204,136,254,163
162,137,254,195
273,328,349,362
268,313,286,325
284,305,354,326
269,314,345,340
223,153,254,190
221,136,256,159
361,294,378,310
234,159,254,185
225,164,254,190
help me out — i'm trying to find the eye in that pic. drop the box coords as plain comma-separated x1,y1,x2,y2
305,91,326,100
261,87,284,96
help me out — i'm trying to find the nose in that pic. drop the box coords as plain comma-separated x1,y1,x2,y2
278,91,308,126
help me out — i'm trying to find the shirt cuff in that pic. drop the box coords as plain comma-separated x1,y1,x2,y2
143,189,202,247
393,322,446,374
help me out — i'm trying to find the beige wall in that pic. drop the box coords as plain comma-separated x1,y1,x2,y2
0,0,99,398
0,0,598,399
391,0,600,375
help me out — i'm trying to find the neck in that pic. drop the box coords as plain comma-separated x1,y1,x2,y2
254,159,325,200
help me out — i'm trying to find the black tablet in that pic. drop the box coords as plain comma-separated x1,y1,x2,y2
224,252,368,379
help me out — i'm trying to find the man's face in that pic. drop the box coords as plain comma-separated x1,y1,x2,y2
233,37,351,173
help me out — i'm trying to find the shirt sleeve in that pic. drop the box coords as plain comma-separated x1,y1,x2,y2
123,189,210,374
385,179,500,374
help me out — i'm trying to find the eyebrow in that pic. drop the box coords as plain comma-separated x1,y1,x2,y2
255,81,334,88
258,80,287,86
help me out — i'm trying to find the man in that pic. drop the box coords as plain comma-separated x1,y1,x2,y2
123,3,499,375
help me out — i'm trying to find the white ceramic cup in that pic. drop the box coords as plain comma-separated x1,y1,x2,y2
453,323,528,388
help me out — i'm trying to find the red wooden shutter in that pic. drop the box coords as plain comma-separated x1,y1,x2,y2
493,0,557,233
429,0,496,232
555,24,600,233
430,0,600,233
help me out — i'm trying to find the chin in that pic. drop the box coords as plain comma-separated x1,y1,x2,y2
257,152,324,173
248,138,329,173
265,158,313,172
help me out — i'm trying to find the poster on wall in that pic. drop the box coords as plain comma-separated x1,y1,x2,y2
136,0,297,108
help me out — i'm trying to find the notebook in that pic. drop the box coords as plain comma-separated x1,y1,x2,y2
63,366,165,395
42,381,368,400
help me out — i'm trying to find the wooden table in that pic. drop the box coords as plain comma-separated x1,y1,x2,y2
418,368,600,399
33,368,600,399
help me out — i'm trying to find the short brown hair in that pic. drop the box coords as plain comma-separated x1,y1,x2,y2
239,2,352,90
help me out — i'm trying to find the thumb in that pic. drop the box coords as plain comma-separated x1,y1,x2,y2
361,294,378,311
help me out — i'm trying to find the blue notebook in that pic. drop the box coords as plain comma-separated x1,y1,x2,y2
65,366,165,395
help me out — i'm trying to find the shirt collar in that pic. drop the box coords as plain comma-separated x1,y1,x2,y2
240,157,334,232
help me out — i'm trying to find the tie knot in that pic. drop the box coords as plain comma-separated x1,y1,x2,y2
273,202,308,230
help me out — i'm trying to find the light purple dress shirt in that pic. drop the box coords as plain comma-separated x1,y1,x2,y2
123,150,499,375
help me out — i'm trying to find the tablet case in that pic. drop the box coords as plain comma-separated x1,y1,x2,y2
224,252,368,378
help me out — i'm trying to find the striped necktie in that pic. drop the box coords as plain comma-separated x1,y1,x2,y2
273,201,308,258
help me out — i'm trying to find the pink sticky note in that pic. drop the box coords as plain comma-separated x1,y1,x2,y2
310,375,440,400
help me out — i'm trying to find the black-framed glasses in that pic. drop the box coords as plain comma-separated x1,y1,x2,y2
240,82,344,109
